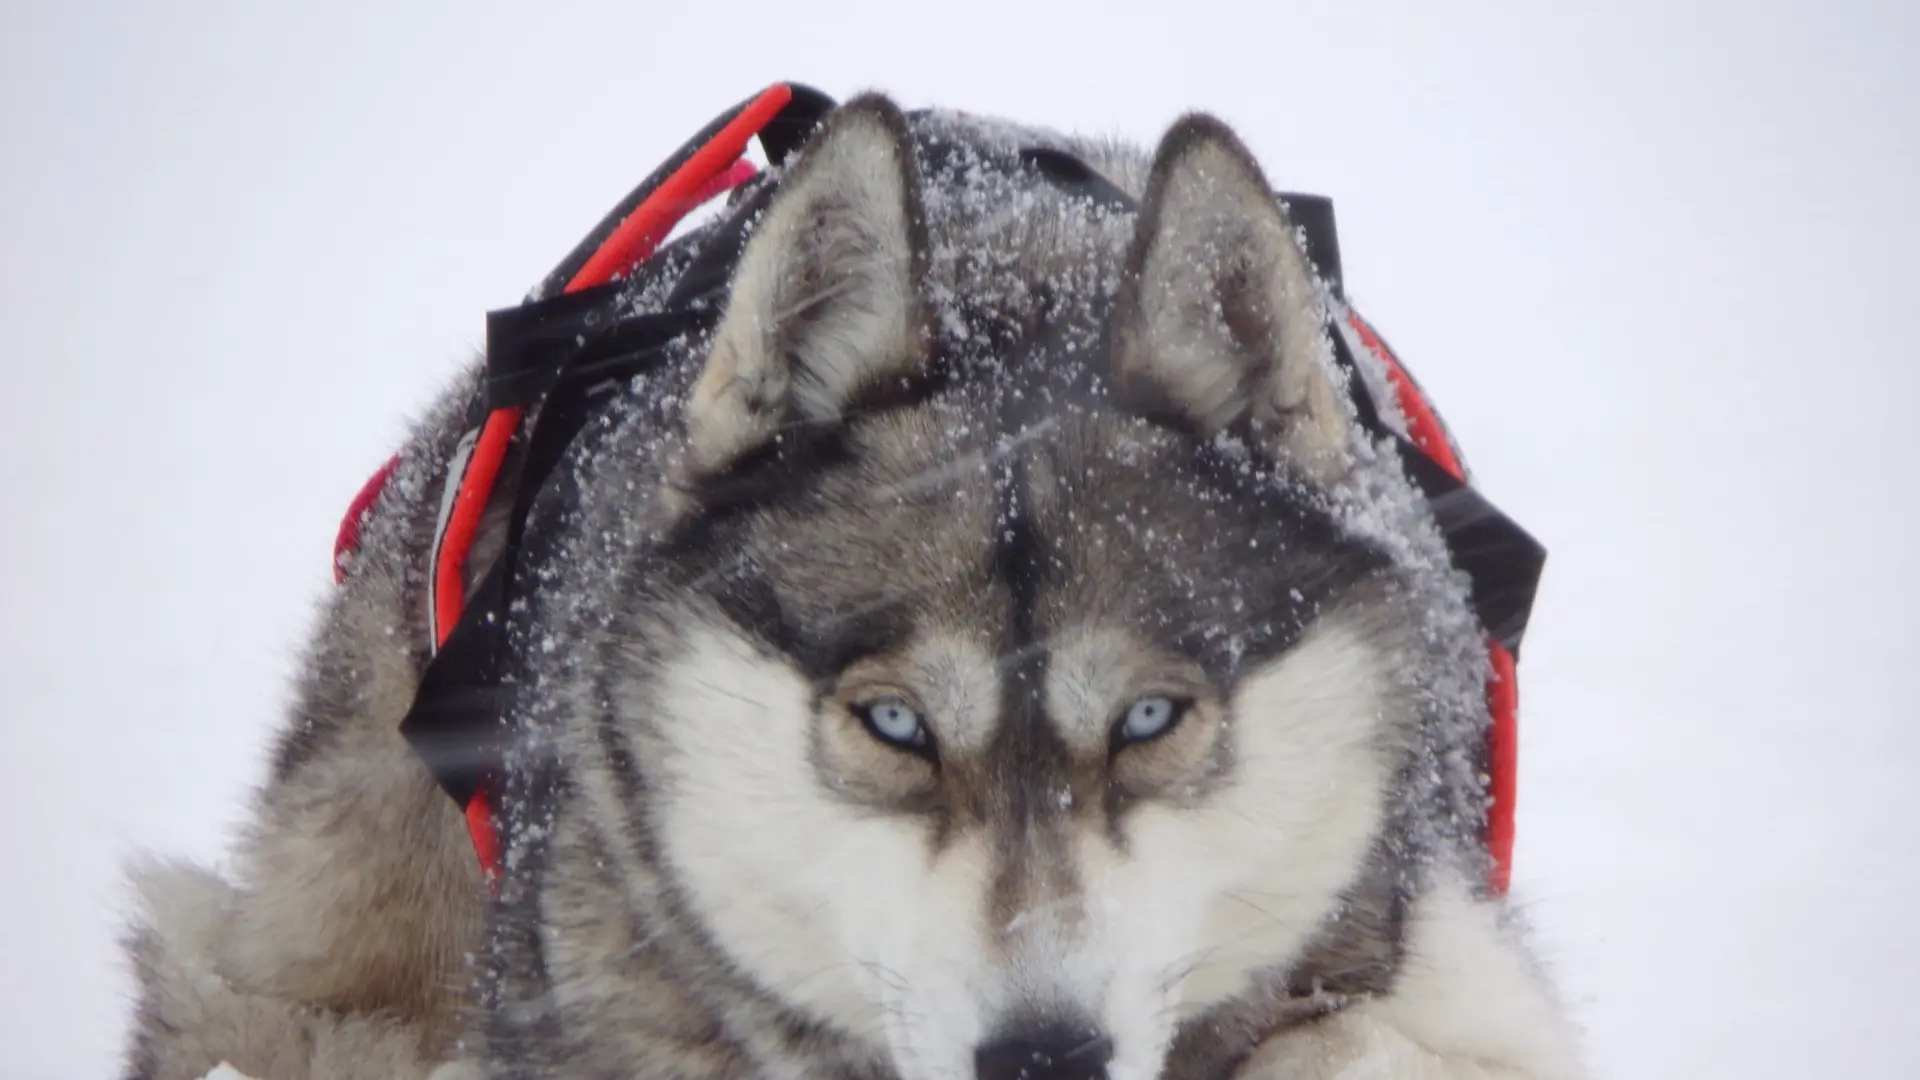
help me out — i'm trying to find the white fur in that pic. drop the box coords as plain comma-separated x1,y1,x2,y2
1239,883,1588,1079
646,609,1411,1080
1042,626,1178,752
646,624,997,1076
1060,614,1405,1080
905,631,1010,755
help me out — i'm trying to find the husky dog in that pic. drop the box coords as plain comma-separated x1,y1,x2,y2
122,95,1587,1080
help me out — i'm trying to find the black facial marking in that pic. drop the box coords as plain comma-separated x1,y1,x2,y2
1018,145,1141,214
699,562,916,685
662,427,853,556
993,456,1046,646
591,646,661,862
979,446,1093,929
984,625,1078,934
837,347,954,420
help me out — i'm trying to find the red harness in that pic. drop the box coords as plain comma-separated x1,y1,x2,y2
330,83,1529,896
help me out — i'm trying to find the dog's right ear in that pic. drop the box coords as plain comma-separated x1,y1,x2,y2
684,95,929,477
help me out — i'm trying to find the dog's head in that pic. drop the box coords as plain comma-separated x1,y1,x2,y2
582,96,1443,1080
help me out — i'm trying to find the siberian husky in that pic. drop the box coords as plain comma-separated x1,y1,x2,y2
121,93,1586,1080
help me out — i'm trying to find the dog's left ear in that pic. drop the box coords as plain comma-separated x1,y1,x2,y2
1113,115,1352,482
685,95,929,477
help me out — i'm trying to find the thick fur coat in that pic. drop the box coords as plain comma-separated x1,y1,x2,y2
121,95,1587,1080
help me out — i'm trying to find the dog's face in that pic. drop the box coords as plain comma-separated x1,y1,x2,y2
587,99,1422,1080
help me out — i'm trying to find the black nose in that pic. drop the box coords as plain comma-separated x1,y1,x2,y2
974,1025,1114,1080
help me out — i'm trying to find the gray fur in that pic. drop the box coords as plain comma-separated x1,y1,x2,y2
121,94,1585,1080
122,365,493,1080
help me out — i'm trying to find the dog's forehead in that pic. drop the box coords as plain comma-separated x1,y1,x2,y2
736,410,1005,630
728,401,1374,677
1022,415,1374,658
703,146,1377,663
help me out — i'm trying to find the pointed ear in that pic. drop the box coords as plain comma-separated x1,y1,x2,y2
685,95,928,476
1112,114,1352,481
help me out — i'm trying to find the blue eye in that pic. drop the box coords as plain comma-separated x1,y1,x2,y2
1117,696,1187,744
861,700,928,751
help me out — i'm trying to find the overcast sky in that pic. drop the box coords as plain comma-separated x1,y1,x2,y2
3,3,1916,1078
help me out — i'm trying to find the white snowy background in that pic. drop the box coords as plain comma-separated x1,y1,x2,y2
4,2,1916,1078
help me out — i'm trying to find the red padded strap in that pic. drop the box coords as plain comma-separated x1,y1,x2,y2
332,454,401,583
429,85,794,883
